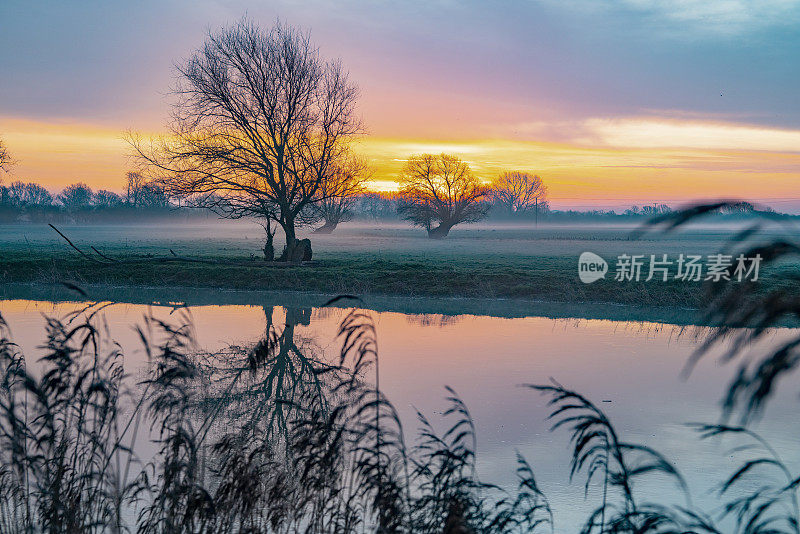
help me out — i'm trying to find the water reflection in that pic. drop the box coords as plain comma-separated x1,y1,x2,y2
193,306,334,444
1,299,798,532
404,313,462,328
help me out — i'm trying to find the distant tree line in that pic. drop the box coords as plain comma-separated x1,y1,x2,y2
0,165,782,229
0,172,203,223
543,200,776,221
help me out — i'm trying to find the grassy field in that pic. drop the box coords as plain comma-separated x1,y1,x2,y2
1,220,798,308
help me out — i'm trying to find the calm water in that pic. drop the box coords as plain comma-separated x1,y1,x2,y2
2,298,798,531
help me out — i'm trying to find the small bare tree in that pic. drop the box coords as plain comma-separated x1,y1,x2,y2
128,19,360,261
312,154,370,234
397,153,488,239
58,183,94,211
358,192,397,220
125,172,145,207
6,181,25,205
0,137,11,175
7,182,53,206
490,171,547,215
125,172,168,208
95,190,123,208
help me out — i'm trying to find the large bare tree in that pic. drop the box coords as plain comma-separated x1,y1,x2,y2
490,171,547,215
397,153,488,238
311,154,370,234
129,19,360,260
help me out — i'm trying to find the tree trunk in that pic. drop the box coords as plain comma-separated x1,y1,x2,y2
277,216,298,262
263,236,274,261
284,217,296,243
276,218,313,263
427,222,453,239
262,220,275,261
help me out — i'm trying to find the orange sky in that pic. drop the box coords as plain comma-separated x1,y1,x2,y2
2,116,799,211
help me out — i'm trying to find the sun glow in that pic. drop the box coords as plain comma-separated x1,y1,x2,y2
358,134,800,208
3,116,800,210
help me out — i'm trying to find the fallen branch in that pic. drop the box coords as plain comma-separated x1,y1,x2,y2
49,224,317,267
90,246,118,263
49,224,107,264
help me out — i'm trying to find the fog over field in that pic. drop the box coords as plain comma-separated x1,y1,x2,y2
2,219,786,259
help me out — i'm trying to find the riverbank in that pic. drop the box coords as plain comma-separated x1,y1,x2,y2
0,281,710,325
0,249,711,305
2,222,798,317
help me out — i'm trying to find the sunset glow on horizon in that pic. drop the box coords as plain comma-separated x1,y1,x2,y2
3,116,798,211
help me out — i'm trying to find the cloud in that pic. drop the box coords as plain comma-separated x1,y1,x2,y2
576,118,800,152
629,0,799,27
548,0,800,36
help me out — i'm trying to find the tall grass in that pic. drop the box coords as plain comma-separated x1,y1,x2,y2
0,302,557,533
644,203,800,422
0,313,137,533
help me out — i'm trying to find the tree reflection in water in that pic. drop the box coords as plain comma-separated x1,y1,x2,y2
192,306,339,443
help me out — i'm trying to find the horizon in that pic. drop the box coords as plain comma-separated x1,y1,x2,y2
1,0,799,212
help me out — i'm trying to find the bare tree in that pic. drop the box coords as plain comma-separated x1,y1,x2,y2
129,177,169,210
311,154,370,234
397,153,488,239
125,171,146,207
7,181,25,206
129,19,360,261
490,171,547,215
58,183,94,211
625,204,671,216
720,201,763,214
125,171,168,208
95,190,123,208
357,192,397,220
7,182,54,207
0,137,10,175
24,183,53,206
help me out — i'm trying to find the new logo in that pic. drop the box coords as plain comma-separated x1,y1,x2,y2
578,252,608,284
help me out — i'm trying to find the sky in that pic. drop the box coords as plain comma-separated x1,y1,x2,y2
1,0,799,211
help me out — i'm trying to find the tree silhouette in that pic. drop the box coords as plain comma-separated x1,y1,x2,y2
312,154,370,234
397,154,488,239
0,137,10,175
57,183,94,211
490,172,547,215
130,19,361,260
